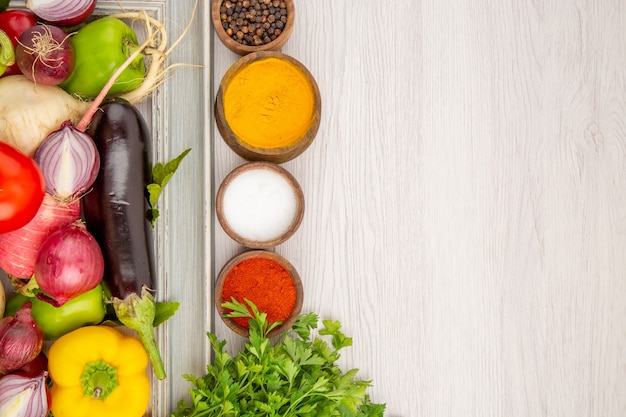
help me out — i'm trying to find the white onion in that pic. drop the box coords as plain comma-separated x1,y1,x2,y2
33,122,100,200
26,0,96,26
0,372,49,417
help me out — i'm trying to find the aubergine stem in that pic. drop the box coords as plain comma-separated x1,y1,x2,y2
111,286,165,380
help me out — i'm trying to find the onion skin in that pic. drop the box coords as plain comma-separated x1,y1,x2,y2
34,221,104,307
12,352,48,378
26,0,96,26
0,302,44,376
0,280,5,317
16,24,75,86
0,193,81,279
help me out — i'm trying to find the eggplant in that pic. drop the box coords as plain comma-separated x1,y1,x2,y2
82,101,153,299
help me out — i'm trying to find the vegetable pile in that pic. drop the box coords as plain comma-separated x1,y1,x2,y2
0,1,194,416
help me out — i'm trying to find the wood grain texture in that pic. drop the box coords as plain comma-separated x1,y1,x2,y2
0,1,210,415
211,1,626,417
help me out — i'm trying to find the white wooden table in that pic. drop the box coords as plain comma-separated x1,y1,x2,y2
2,1,625,416
210,1,626,416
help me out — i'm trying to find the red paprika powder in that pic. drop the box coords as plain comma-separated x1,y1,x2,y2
221,256,297,328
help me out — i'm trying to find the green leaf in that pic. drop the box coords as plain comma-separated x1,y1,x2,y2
0,0,8,12
277,358,299,385
146,183,162,209
153,148,191,185
146,148,191,227
292,313,318,340
320,320,353,351
153,301,180,327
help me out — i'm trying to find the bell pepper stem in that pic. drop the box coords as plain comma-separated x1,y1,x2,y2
111,286,166,380
81,360,119,400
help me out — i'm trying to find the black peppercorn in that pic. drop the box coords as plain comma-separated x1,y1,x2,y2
219,0,288,46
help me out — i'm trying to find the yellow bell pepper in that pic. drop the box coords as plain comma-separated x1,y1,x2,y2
47,325,151,417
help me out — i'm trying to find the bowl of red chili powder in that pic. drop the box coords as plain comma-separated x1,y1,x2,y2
215,250,303,338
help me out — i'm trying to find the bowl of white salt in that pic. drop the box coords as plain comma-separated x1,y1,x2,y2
216,161,304,248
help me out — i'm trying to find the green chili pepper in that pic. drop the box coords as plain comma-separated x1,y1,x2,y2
59,17,146,99
4,284,107,340
0,29,14,76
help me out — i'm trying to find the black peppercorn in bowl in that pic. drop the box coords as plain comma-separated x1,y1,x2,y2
212,0,295,55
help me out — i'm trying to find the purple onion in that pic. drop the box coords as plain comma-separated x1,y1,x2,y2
0,302,44,376
16,24,75,86
26,0,96,26
0,372,49,417
34,221,104,306
33,121,100,201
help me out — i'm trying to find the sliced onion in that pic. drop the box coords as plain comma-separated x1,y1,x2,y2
33,121,100,201
25,0,96,26
0,372,49,417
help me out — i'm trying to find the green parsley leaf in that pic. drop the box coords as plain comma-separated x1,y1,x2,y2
146,148,191,227
320,319,353,350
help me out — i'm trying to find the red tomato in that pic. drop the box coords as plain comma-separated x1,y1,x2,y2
0,142,45,233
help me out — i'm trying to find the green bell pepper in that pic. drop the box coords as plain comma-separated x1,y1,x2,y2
59,17,146,99
4,284,107,340
0,29,14,76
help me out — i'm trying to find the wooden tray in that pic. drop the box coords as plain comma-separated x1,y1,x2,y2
2,1,212,415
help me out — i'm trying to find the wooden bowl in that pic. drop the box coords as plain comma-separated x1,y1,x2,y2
215,250,304,338
216,161,305,248
215,51,322,164
212,0,295,55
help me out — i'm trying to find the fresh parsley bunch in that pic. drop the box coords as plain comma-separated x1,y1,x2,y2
172,299,386,417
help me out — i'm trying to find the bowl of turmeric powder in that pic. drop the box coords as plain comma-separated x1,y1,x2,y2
212,0,295,56
215,51,322,164
214,250,304,338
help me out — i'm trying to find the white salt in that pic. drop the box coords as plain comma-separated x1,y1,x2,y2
222,168,298,242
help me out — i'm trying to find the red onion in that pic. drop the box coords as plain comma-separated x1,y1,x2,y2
26,0,96,26
0,372,50,417
34,221,104,306
33,121,100,201
13,352,48,379
15,24,75,86
0,302,44,375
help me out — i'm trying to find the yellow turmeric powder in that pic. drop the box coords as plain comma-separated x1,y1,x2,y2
223,57,316,149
